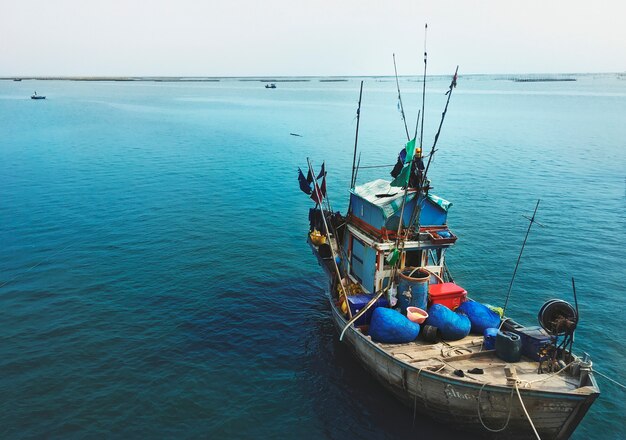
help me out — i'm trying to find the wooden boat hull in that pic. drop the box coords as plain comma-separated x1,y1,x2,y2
328,296,598,439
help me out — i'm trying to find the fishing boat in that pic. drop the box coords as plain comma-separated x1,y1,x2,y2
31,91,45,100
299,72,599,439
265,83,276,89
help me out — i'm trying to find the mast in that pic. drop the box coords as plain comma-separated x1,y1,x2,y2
350,81,364,189
502,199,541,316
418,24,428,155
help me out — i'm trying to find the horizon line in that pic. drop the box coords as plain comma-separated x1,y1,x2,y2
1,71,624,82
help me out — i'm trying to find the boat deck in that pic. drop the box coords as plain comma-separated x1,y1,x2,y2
311,235,585,394
376,334,582,392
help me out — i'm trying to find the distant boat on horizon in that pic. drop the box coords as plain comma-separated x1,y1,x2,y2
265,83,276,89
31,91,46,100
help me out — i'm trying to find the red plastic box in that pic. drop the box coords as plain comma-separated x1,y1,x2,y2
428,282,467,310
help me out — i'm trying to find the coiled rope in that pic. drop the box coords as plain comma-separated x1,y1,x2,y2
477,381,541,439
477,383,515,432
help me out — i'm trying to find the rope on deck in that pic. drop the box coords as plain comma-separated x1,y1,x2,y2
518,360,576,388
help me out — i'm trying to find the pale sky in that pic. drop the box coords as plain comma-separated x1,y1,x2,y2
2,0,624,76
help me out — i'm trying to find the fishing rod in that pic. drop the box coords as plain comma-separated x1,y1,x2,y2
418,24,428,154
413,109,421,140
502,199,542,316
350,81,364,188
353,152,362,187
393,54,411,141
404,24,429,233
408,66,459,230
307,158,352,319
421,65,458,185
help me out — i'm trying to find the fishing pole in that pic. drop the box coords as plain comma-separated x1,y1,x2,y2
404,24,429,233
393,53,411,141
307,158,352,319
353,152,362,187
421,65,459,183
413,109,421,140
502,199,542,316
408,66,459,230
418,24,428,154
350,81,364,188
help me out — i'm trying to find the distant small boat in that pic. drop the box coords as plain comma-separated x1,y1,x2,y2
14,78,22,82
265,83,276,89
31,92,45,100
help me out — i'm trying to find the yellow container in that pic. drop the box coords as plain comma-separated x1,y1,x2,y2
309,230,326,246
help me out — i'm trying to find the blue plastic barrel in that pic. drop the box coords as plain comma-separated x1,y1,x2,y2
397,267,430,313
483,327,498,350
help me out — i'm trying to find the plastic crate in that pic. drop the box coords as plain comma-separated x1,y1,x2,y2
508,325,555,361
428,282,467,310
347,295,389,326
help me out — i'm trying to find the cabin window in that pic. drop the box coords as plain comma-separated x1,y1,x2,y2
350,236,365,284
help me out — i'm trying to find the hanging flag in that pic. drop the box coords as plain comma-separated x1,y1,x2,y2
390,138,417,187
317,162,326,180
390,165,410,187
403,138,417,164
310,175,326,204
306,168,313,184
298,168,312,194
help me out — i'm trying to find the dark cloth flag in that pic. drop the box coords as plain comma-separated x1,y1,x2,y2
317,162,326,180
298,168,312,194
310,176,326,204
306,169,313,184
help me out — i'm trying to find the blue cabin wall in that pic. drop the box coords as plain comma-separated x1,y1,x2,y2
419,197,448,226
349,193,385,228
350,193,447,229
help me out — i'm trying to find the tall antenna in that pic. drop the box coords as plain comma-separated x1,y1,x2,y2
418,23,428,154
350,81,364,188
393,54,411,141
502,199,543,316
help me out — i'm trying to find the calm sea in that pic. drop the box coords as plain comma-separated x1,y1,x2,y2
1,75,624,439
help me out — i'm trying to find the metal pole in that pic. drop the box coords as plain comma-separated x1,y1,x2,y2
350,81,364,188
418,24,428,152
502,199,541,316
308,158,352,319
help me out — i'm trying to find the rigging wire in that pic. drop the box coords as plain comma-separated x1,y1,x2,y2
502,199,541,316
393,53,411,141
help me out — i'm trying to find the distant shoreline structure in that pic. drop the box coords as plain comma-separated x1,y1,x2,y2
1,73,622,82
511,77,576,82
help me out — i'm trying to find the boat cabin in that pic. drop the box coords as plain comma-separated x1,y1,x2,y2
343,179,456,294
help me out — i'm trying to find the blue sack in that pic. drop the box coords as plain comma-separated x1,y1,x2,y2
425,304,471,341
369,308,420,344
457,301,501,334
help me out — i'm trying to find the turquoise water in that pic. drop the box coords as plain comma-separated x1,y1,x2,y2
0,76,624,439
